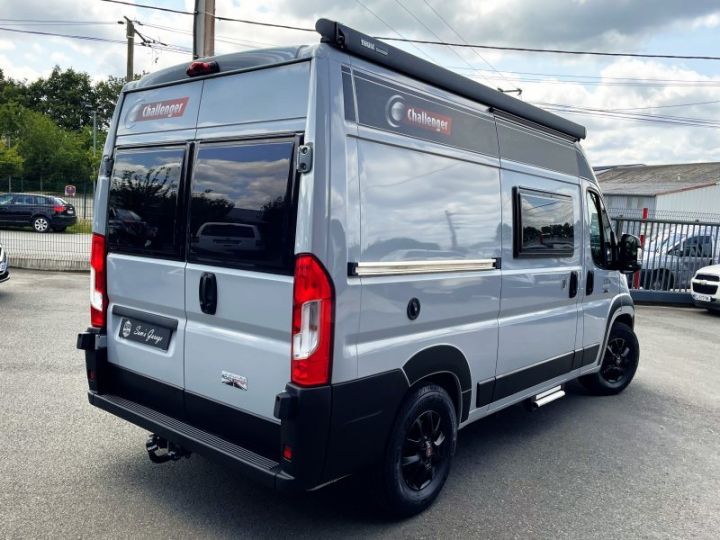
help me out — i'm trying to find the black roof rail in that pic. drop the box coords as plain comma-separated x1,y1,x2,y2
315,18,586,140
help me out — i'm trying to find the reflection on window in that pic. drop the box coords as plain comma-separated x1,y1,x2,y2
516,188,574,257
188,140,295,272
107,147,184,257
358,140,501,261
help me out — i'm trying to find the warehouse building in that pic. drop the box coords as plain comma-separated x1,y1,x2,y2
596,162,720,220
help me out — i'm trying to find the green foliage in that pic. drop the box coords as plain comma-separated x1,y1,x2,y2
0,140,23,179
0,66,124,190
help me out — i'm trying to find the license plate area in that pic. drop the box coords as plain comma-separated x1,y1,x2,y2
693,293,712,302
118,316,173,351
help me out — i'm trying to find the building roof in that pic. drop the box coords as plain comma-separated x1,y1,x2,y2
596,162,720,196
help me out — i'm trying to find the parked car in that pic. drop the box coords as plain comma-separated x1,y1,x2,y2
0,193,77,233
0,241,8,283
691,265,720,312
637,226,719,290
77,19,641,517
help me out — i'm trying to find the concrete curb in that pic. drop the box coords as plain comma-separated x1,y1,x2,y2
9,257,89,272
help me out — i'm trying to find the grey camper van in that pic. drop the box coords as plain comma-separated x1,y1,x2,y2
77,19,642,515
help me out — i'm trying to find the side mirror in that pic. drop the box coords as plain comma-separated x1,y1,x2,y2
615,233,641,273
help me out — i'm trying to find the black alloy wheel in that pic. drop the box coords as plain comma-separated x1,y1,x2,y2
378,384,457,516
579,322,639,395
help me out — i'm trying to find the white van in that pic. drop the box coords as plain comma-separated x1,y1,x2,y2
77,19,641,515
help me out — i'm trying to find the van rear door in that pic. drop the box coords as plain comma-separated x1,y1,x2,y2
105,145,188,390
184,137,299,422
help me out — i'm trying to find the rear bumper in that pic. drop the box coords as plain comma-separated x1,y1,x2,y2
50,215,77,227
78,329,408,492
88,390,296,490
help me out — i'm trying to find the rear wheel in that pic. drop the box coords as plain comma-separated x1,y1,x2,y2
32,216,50,233
579,322,639,395
378,384,457,517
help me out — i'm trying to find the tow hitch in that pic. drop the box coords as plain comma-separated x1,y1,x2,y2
145,434,191,463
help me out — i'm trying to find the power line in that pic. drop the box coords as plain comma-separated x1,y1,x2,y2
96,1,720,61
393,0,496,86
420,0,519,92
99,0,193,16
609,100,720,111
0,26,188,54
355,0,434,62
381,36,720,61
0,19,118,25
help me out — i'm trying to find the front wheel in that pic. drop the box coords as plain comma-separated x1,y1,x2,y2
32,216,50,233
378,384,457,517
579,322,639,395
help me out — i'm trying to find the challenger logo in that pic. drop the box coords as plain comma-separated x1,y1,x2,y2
386,95,452,135
134,97,189,122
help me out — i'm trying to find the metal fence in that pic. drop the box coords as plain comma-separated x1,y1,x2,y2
613,216,720,302
0,182,94,271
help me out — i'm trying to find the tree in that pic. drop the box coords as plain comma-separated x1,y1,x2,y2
93,75,126,129
24,66,94,131
0,140,23,181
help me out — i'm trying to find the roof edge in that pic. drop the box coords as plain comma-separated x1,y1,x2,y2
315,18,586,140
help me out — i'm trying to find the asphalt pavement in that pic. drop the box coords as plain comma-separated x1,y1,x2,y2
1,269,718,538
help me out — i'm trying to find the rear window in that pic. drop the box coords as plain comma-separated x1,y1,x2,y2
188,139,296,272
107,147,185,258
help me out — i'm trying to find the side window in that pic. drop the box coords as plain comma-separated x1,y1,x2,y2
188,139,296,273
514,188,574,257
586,191,613,268
107,147,185,258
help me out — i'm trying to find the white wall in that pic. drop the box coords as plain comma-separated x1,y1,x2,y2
656,184,720,215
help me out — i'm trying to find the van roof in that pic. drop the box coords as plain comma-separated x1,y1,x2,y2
127,18,585,141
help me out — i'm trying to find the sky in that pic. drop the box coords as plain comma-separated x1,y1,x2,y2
1,0,719,166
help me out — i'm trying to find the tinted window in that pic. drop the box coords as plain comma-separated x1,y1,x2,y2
188,140,295,272
586,191,613,267
515,188,574,257
108,147,185,257
358,139,501,261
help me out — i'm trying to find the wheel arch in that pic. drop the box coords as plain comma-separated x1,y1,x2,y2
402,345,472,423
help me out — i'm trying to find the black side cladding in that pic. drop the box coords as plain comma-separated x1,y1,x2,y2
315,18,586,140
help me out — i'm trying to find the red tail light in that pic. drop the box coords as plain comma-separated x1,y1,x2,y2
90,233,107,328
53,205,64,214
291,254,334,387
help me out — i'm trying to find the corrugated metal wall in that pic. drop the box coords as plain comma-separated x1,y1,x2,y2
605,194,656,211
656,184,720,214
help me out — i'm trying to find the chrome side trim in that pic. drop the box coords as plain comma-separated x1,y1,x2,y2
349,258,499,277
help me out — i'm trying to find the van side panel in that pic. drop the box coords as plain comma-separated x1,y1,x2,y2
354,138,502,416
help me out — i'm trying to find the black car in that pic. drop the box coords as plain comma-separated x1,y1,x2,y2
0,193,77,232
0,241,8,283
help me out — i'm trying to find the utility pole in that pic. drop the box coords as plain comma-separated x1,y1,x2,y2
193,0,215,59
124,16,134,81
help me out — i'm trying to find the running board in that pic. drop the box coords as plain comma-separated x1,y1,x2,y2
528,385,565,410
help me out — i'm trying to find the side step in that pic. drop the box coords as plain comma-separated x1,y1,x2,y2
528,385,565,410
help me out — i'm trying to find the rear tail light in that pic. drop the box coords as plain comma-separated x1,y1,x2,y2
53,205,64,214
291,254,334,387
90,233,107,328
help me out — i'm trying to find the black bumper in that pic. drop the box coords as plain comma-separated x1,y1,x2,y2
50,215,77,227
0,269,8,283
78,329,408,491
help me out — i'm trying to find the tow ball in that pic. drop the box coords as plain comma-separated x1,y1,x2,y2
145,434,192,463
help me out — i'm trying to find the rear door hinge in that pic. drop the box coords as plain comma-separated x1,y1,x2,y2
296,143,313,174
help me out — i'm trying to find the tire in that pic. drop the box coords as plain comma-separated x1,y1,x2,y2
378,384,457,517
32,216,50,233
579,322,639,395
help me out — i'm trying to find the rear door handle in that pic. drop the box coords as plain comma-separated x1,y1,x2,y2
569,271,578,298
199,272,217,315
586,270,595,295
